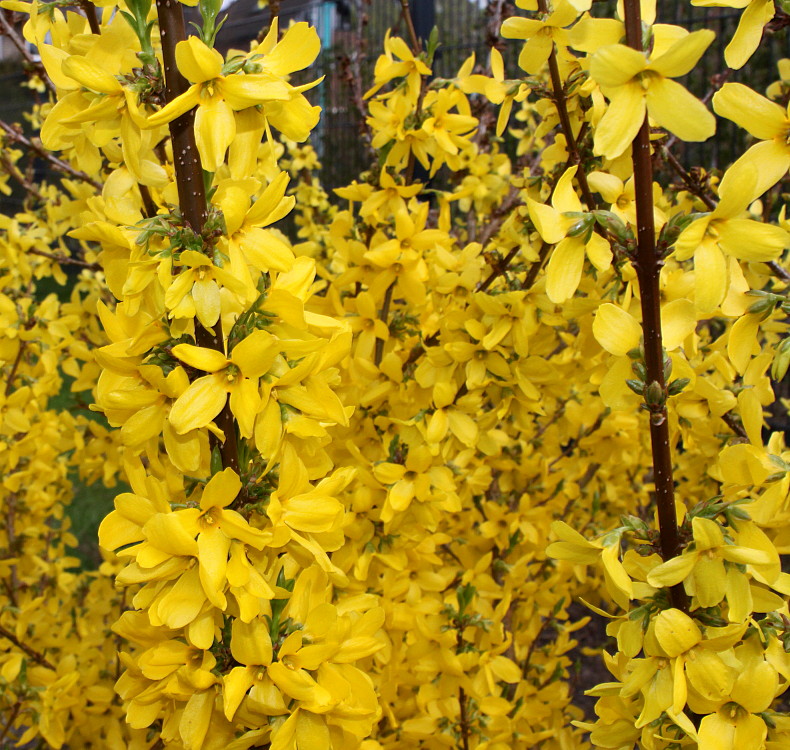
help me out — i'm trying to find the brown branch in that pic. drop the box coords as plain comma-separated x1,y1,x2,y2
0,624,55,670
399,0,422,53
0,702,21,745
79,0,101,34
659,143,790,282
5,341,26,397
458,685,471,750
3,499,20,608
0,151,43,203
0,11,55,94
536,0,595,210
139,183,158,219
624,0,687,611
477,123,591,293
28,248,101,270
767,260,790,282
478,245,520,293
721,410,748,439
0,120,101,189
660,145,716,211
155,0,239,474
374,281,395,367
478,184,522,249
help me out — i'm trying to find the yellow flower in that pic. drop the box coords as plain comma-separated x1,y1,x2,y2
695,636,777,749
692,0,776,69
547,521,634,609
146,25,321,171
165,249,253,330
214,171,297,279
364,31,431,102
501,0,579,74
527,166,611,303
647,517,773,612
674,165,789,312
713,81,790,197
589,30,716,158
168,329,280,438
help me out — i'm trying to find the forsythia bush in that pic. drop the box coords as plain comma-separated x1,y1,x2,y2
0,0,789,747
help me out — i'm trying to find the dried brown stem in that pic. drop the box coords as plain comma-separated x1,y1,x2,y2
156,0,238,474
624,0,687,611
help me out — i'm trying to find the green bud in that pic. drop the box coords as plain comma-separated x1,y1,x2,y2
566,214,593,237
632,361,647,381
663,355,672,380
593,210,628,242
748,296,779,315
667,377,690,396
210,445,223,476
625,379,645,395
772,337,790,381
645,381,665,407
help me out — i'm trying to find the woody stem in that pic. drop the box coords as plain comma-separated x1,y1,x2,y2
155,0,239,473
624,0,687,611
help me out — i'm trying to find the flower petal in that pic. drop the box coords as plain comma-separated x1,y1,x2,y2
712,82,787,140
646,77,715,142
169,374,228,434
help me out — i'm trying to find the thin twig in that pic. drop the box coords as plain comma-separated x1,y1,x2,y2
0,702,21,745
5,341,26,397
537,0,595,210
0,624,55,670
0,151,44,203
399,0,421,53
28,248,101,270
721,410,748,439
661,144,716,211
374,281,395,366
0,11,55,93
0,120,101,188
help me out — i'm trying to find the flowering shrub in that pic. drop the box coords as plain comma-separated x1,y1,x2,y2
0,0,789,747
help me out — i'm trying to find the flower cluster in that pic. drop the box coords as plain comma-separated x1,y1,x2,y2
0,0,788,748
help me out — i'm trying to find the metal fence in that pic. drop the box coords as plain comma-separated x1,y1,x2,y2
313,0,790,188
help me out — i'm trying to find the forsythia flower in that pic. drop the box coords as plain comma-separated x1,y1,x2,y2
589,30,716,158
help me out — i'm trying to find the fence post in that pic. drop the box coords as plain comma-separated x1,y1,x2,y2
409,0,435,47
